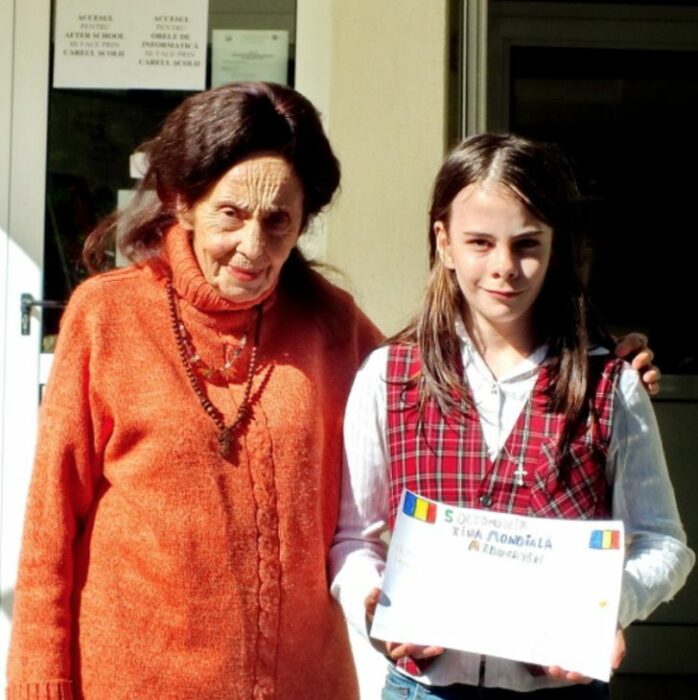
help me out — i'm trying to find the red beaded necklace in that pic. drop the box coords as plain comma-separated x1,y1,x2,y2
166,278,262,458
177,322,249,384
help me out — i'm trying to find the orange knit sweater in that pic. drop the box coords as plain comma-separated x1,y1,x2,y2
7,227,382,699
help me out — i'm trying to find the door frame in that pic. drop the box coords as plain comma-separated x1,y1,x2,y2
488,1,698,133
460,0,489,136
0,0,51,666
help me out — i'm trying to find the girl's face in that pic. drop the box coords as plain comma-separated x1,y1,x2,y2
435,182,553,341
178,153,305,303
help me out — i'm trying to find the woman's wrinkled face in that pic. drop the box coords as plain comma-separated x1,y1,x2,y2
178,153,305,303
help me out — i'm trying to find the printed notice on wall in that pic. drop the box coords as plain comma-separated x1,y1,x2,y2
371,491,625,681
211,30,289,88
53,0,208,90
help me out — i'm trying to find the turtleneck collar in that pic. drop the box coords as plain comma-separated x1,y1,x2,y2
163,224,278,313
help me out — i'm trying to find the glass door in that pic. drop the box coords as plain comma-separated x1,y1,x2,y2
41,0,297,354
1,0,297,670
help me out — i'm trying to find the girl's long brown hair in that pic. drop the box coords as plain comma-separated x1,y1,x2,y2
392,133,613,430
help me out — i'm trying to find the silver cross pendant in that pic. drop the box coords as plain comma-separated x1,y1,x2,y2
513,461,528,487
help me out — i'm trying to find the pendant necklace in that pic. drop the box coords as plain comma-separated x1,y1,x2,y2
513,459,528,487
178,325,249,384
495,443,529,487
166,278,263,458
479,444,528,507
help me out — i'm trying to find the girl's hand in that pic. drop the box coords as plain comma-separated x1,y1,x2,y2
544,627,626,684
613,333,661,396
384,640,446,661
364,588,445,661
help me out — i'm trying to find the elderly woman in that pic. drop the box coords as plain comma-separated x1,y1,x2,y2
7,82,381,698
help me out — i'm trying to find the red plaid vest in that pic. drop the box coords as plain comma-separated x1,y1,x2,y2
386,343,623,527
385,343,623,676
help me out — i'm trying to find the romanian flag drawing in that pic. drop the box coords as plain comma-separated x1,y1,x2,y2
403,491,437,524
589,529,621,550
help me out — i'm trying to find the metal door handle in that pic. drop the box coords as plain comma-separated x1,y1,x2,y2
20,293,66,335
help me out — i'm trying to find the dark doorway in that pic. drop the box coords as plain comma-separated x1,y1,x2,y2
509,45,698,375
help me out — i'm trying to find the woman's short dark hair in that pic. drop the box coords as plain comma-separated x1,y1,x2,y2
83,81,340,271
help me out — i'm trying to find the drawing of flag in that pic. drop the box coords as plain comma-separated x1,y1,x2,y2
589,529,621,550
403,492,437,523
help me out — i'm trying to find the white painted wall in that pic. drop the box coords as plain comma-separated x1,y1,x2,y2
0,0,51,671
297,0,448,336
0,0,14,473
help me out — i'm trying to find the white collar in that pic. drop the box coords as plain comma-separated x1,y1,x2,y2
454,315,548,383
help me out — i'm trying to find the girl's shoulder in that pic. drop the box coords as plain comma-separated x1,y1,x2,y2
358,344,392,380
348,344,390,410
352,343,412,397
385,340,418,358
383,341,423,382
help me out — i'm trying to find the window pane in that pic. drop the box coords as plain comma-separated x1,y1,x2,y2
42,0,297,349
509,46,698,375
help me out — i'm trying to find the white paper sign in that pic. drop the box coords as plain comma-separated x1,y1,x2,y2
371,491,625,681
211,30,289,88
53,0,208,90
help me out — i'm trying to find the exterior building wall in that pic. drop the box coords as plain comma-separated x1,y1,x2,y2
297,0,448,335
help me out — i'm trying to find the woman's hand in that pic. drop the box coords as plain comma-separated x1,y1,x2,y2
544,627,626,684
364,588,445,661
614,333,661,396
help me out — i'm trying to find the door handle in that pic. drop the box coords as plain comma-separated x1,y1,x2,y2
20,293,66,335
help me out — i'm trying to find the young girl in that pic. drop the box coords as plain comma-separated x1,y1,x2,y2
330,134,694,699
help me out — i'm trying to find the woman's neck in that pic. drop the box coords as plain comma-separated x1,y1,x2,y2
464,311,538,379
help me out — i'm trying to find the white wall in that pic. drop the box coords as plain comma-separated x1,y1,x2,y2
0,0,11,229
0,0,51,670
0,0,14,469
297,0,448,336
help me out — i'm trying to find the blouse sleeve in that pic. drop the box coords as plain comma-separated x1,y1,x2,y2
608,366,695,628
329,346,391,638
6,282,108,698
